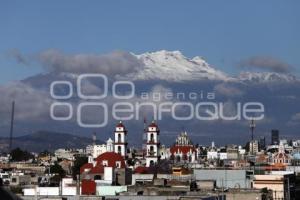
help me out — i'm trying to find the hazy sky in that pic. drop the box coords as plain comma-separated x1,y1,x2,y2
0,0,299,83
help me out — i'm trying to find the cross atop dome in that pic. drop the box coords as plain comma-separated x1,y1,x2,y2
148,120,158,127
148,120,159,133
116,121,125,128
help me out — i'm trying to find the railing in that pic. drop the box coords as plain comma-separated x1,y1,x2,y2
147,139,160,143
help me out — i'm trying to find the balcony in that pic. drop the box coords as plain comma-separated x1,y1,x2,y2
147,139,160,144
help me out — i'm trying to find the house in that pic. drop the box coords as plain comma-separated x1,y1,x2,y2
253,172,295,200
80,151,132,195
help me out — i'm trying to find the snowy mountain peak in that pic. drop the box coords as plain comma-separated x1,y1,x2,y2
136,50,184,58
125,50,230,82
123,50,299,83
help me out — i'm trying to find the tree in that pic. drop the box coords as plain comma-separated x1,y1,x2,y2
72,156,88,180
46,162,66,177
10,148,34,162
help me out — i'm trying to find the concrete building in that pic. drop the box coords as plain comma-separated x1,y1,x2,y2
193,169,253,189
249,140,259,155
253,172,295,200
10,175,31,186
54,148,83,160
92,144,107,159
271,130,280,145
159,145,171,160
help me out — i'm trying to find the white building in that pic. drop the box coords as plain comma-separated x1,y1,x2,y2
218,152,228,160
207,150,218,160
54,148,81,160
146,121,160,167
249,140,259,155
92,144,107,159
106,138,114,152
159,145,171,160
114,121,128,158
292,140,300,148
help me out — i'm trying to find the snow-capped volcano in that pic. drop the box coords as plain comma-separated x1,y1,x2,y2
119,50,298,83
122,50,230,81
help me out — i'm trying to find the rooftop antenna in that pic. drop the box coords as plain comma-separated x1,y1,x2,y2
143,116,147,132
249,118,256,155
9,101,15,153
142,116,147,156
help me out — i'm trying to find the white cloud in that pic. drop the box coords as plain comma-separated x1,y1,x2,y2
238,56,292,73
214,83,244,97
0,82,52,125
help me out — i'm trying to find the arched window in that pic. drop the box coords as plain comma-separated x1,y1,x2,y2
118,134,122,143
150,146,154,155
118,146,122,154
150,160,154,166
150,133,154,142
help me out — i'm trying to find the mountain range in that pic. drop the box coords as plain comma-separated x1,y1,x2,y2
0,50,299,145
121,50,298,83
0,131,103,153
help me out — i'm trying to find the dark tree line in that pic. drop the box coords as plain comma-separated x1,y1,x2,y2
9,148,34,162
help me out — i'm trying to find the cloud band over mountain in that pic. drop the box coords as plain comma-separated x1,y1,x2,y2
1,49,300,145
238,56,293,73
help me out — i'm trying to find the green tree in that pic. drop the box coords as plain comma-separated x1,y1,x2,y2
72,156,88,180
46,162,66,178
10,148,34,162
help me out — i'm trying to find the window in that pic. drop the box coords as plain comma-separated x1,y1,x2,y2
94,175,102,180
118,146,122,154
118,134,121,143
102,160,108,166
116,161,121,168
150,160,154,166
150,133,154,142
150,146,154,151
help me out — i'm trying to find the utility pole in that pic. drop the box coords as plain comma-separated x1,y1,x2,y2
142,117,147,157
48,151,51,175
287,177,290,200
9,101,15,153
221,178,224,200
